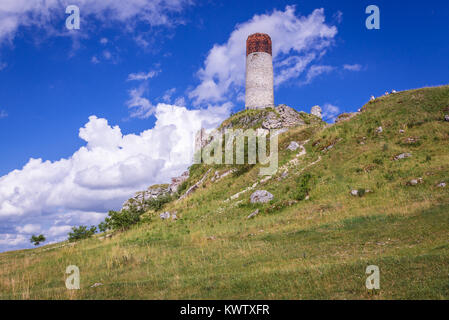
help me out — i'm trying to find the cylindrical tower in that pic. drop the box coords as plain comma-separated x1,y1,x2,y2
245,33,274,109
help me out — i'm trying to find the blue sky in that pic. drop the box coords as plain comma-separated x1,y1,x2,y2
0,0,448,251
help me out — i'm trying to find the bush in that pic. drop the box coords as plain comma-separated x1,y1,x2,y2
104,209,142,232
68,225,97,242
145,195,173,211
292,173,312,201
30,234,46,246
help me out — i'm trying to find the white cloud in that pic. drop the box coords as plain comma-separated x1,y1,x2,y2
0,62,6,70
343,64,362,71
15,224,41,234
91,56,100,64
103,50,112,60
100,37,108,45
189,6,337,105
126,84,155,119
0,103,231,251
0,234,28,247
48,225,72,237
0,110,7,118
302,65,334,85
0,0,194,44
322,103,340,122
127,70,159,81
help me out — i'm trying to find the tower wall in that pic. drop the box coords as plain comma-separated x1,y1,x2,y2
245,33,274,109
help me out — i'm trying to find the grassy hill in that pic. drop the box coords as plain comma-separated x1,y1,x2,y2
1,85,448,299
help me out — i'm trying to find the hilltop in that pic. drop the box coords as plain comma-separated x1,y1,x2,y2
1,85,448,299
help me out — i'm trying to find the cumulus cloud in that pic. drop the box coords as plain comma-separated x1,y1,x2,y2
322,103,340,122
189,5,337,105
16,224,41,234
0,0,194,44
0,103,230,252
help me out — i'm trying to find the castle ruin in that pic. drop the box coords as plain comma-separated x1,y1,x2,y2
245,33,274,109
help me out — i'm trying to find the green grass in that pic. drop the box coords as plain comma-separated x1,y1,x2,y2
1,85,448,300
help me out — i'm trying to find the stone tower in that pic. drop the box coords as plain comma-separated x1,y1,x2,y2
245,33,274,109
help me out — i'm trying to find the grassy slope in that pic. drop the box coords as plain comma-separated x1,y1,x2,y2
1,86,448,300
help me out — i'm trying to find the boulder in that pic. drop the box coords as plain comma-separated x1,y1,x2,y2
311,105,322,119
169,171,189,193
247,209,260,219
376,126,383,134
250,190,274,203
160,212,171,220
394,153,412,161
445,115,449,122
437,182,446,188
287,141,300,151
407,178,423,186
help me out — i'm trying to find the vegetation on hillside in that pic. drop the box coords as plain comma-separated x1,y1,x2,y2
1,86,448,299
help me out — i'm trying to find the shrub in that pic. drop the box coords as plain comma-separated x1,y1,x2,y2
145,195,173,211
357,189,366,197
30,234,46,246
68,225,97,242
292,173,312,201
98,221,109,233
103,209,142,232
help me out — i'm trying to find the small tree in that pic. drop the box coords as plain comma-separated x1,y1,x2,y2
98,221,109,233
30,234,46,246
68,225,97,242
105,209,141,231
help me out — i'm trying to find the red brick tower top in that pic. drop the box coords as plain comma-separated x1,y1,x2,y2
246,33,272,56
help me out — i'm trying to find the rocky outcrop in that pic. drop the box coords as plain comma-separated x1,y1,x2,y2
262,105,305,129
250,190,274,203
169,171,189,193
122,171,190,211
179,168,212,201
122,185,170,211
287,141,300,151
311,105,322,119
335,112,360,123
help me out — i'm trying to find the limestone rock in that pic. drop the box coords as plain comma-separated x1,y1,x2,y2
407,178,424,186
179,168,212,201
437,182,446,188
160,212,171,220
250,190,274,203
376,126,383,134
335,112,359,123
247,209,260,219
394,153,412,161
261,105,305,129
311,105,322,119
169,171,189,193
90,283,103,288
445,115,449,122
287,141,300,151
